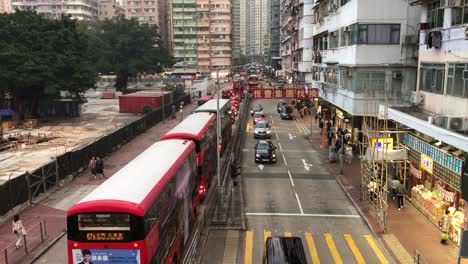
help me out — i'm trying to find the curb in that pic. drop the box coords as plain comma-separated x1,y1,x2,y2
302,120,397,264
27,231,66,264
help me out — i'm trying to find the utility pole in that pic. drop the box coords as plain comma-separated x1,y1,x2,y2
216,67,221,192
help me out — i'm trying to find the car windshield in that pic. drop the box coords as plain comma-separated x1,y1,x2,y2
254,113,264,118
283,106,292,113
252,105,262,111
255,122,268,128
257,143,270,150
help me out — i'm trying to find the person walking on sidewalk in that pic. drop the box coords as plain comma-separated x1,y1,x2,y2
95,157,105,179
319,119,324,135
390,176,400,200
439,209,451,245
396,179,406,210
12,214,27,249
88,157,97,179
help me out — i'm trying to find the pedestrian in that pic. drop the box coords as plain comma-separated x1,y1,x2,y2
88,157,97,179
396,179,406,210
367,179,377,202
390,176,400,200
345,144,353,164
319,119,324,135
326,120,332,132
95,157,105,179
314,113,319,124
439,209,451,245
12,214,26,249
344,129,351,144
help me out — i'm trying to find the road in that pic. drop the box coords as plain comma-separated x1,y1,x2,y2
201,99,393,263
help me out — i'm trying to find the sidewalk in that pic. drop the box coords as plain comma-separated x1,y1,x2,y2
297,113,466,264
0,102,199,264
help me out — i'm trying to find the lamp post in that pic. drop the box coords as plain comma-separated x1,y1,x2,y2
216,67,221,189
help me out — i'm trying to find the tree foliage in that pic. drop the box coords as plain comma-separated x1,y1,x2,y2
80,18,174,91
0,11,97,117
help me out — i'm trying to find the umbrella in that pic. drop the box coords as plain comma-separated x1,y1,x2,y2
0,109,15,116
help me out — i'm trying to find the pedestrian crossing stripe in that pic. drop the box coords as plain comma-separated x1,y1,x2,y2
325,233,344,264
344,234,366,264
243,231,389,264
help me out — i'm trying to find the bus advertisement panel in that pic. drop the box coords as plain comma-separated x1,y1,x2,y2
71,249,140,264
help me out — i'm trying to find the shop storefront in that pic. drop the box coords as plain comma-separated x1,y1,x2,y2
404,133,465,245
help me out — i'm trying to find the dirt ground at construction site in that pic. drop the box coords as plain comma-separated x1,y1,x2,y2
0,98,140,182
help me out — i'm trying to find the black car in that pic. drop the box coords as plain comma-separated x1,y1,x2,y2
280,105,293,120
251,104,263,116
277,102,288,113
264,237,307,264
254,140,276,163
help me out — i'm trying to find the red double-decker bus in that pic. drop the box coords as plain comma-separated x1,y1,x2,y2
197,95,213,106
67,140,199,264
160,113,216,200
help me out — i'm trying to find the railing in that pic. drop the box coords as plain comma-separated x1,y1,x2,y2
413,249,429,264
0,220,47,264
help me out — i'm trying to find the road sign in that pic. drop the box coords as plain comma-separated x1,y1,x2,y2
252,88,319,99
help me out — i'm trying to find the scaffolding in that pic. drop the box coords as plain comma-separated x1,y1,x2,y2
359,94,408,232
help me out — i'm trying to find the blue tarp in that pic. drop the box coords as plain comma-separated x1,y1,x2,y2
0,109,15,116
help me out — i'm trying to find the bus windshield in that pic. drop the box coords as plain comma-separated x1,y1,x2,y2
78,213,131,231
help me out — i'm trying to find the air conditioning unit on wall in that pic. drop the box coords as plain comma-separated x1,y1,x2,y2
447,117,468,131
410,91,425,105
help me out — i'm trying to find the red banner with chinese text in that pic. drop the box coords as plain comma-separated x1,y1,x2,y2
252,88,319,99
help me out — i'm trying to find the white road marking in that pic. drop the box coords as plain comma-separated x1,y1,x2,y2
270,115,274,124
245,213,361,218
275,133,279,140
287,170,295,187
278,142,283,151
288,133,295,140
295,192,304,215
301,159,313,171
282,154,288,166
258,164,264,170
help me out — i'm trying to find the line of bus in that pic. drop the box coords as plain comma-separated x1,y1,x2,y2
67,140,199,264
193,98,232,156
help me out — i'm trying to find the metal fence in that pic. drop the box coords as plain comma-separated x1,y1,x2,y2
0,95,191,216
0,220,47,264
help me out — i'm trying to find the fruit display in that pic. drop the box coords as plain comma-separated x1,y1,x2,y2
449,209,465,245
411,185,448,224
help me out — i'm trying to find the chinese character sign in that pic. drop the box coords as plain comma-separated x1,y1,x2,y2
251,88,319,99
420,154,434,174
72,249,140,264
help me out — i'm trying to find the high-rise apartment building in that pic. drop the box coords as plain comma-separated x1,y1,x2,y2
98,0,124,20
231,0,241,61
246,0,271,62
11,0,98,19
125,0,169,49
239,0,246,55
172,0,232,75
0,0,12,13
270,0,280,68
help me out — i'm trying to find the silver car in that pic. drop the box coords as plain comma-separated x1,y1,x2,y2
254,120,271,139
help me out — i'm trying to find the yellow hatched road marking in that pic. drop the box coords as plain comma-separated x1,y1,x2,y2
304,232,320,264
324,233,343,264
295,120,305,134
344,234,366,264
364,235,389,264
264,231,271,243
244,231,253,264
222,230,239,264
284,232,292,237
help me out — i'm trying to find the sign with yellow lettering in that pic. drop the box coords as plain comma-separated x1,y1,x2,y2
420,153,434,174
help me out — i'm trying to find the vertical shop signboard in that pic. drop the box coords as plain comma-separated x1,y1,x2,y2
421,153,434,174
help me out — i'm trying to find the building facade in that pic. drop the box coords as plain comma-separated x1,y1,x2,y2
98,0,124,20
381,0,468,246
0,0,12,13
246,0,271,62
125,0,169,48
11,0,98,19
303,0,420,119
231,0,241,61
172,0,232,75
239,0,246,55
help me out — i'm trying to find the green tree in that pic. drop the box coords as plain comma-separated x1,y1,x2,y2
234,54,250,66
81,18,174,91
0,11,97,117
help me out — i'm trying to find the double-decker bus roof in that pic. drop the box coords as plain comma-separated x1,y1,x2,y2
67,139,195,216
193,99,230,114
160,112,215,141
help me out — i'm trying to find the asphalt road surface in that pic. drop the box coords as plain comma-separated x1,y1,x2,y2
201,99,393,264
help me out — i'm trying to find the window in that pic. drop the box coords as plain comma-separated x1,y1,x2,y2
341,0,351,6
451,0,468,25
447,63,468,98
357,24,400,44
419,63,445,94
329,30,339,48
349,23,358,45
355,72,385,93
428,0,444,28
